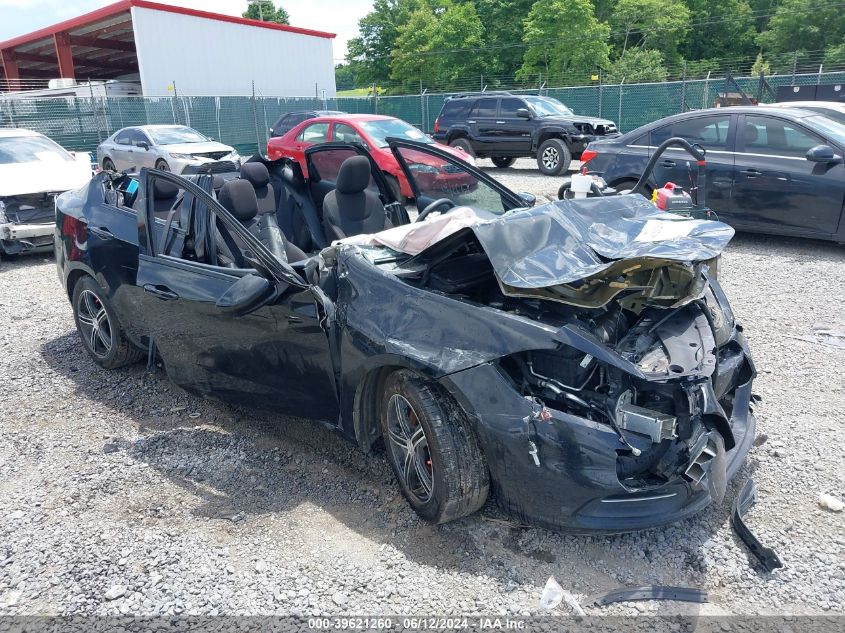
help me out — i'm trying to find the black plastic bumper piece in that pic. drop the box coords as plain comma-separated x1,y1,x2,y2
731,478,783,573
590,586,709,606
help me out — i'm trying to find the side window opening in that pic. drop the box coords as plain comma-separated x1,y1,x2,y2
297,123,330,143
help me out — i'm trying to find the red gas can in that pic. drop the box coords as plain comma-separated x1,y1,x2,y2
653,182,693,211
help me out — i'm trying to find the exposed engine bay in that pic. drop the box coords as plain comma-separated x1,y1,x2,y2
340,195,749,501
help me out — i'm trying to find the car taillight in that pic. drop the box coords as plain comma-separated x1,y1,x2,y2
580,148,597,166
434,118,440,133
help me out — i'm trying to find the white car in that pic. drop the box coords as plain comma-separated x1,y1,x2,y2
0,129,93,257
96,125,240,175
768,101,845,125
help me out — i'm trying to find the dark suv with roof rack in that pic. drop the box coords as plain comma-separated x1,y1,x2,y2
432,92,619,175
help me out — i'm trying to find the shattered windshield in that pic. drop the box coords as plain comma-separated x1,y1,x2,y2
0,135,73,164
524,97,574,118
360,119,434,148
147,126,208,145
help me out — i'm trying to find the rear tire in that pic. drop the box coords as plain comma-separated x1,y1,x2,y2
448,137,475,158
72,277,144,370
491,156,516,168
102,158,116,172
379,370,489,524
537,138,571,175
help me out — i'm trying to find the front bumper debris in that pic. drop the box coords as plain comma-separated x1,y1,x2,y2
731,479,783,572
0,222,55,254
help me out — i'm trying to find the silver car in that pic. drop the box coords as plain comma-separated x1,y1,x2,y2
97,125,240,174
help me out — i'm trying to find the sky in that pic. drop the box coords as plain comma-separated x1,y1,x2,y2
0,0,373,60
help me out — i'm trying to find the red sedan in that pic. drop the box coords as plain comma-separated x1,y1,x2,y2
266,114,474,199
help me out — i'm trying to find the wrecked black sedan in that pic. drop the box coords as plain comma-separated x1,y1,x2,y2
55,139,756,532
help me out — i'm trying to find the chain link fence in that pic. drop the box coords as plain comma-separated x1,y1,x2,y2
2,71,843,158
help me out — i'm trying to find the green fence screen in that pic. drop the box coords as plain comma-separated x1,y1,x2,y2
2,71,843,159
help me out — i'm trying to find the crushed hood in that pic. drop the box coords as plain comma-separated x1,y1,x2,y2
467,195,734,288
0,159,92,197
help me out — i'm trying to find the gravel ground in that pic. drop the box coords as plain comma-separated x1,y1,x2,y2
1,167,844,618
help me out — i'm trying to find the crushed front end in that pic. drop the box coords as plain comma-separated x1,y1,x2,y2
441,267,756,532
0,192,59,255
404,197,756,531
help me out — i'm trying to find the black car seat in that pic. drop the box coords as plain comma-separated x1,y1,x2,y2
322,155,392,241
218,179,306,263
152,179,180,219
240,162,277,215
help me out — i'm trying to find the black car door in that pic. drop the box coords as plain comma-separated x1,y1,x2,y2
134,169,340,423
729,114,845,237
468,97,499,153
496,97,533,154
650,113,736,215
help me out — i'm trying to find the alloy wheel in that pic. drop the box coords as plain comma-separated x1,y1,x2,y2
385,394,434,503
542,147,560,170
77,289,113,358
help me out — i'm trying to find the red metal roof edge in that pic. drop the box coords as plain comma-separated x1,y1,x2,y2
0,0,335,51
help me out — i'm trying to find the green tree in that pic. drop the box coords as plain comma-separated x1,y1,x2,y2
750,53,771,76
390,1,487,90
680,0,757,62
474,0,536,79
517,0,611,81
346,0,422,85
605,48,668,83
757,0,845,54
610,0,691,61
242,0,289,24
334,64,357,90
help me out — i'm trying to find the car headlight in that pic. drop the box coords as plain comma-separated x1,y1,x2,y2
408,163,439,174
169,153,197,160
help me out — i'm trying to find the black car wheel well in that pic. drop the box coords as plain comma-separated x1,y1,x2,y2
353,365,401,454
446,131,468,143
66,269,93,301
536,131,567,147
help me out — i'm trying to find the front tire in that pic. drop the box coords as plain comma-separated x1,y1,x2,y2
448,137,475,158
102,157,116,171
155,159,170,172
491,156,516,168
72,277,143,369
537,138,571,175
380,370,489,524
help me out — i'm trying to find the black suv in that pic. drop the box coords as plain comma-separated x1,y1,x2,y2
269,110,345,137
432,92,619,175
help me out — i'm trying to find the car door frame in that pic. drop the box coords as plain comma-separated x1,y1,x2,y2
386,138,527,211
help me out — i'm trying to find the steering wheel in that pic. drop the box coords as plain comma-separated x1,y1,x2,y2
416,198,457,222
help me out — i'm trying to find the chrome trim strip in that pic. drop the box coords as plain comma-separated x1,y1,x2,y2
600,492,678,503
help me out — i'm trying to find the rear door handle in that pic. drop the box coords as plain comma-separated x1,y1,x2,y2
660,160,676,168
741,169,762,177
143,284,179,301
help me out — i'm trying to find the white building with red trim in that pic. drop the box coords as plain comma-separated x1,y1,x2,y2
0,0,337,97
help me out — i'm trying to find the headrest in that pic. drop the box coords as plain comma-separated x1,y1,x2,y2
744,124,758,144
212,173,227,192
336,155,371,194
240,162,270,188
153,179,179,199
218,179,258,223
